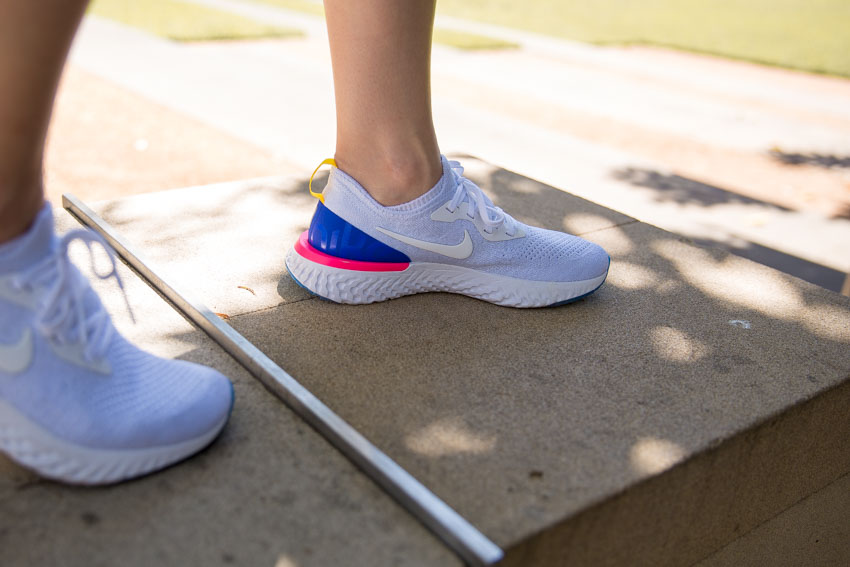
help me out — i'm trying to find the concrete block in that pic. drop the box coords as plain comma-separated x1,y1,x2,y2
696,472,850,567
47,157,850,566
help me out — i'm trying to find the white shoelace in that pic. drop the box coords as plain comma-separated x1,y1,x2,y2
446,160,517,236
11,230,132,363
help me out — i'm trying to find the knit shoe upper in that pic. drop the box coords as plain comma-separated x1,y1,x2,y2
286,156,609,307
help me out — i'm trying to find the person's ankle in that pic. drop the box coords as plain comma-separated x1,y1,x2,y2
0,181,46,245
334,147,442,207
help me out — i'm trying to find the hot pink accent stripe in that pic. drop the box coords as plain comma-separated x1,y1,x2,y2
294,231,410,272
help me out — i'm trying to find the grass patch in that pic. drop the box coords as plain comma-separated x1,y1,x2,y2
240,0,517,50
240,0,850,71
436,0,850,77
243,0,325,17
433,28,518,51
89,0,301,42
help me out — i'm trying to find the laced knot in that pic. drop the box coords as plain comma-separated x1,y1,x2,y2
446,160,517,236
11,230,133,363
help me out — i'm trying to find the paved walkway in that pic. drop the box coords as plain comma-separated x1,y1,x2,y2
58,7,850,293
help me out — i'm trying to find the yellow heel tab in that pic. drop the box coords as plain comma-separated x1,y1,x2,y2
309,158,336,204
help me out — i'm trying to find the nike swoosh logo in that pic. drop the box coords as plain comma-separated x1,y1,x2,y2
0,328,34,374
375,228,474,260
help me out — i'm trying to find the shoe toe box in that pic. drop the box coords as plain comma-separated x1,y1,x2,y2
519,228,610,283
84,345,235,450
570,240,610,282
146,361,234,446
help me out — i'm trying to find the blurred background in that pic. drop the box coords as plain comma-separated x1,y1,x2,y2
46,0,850,293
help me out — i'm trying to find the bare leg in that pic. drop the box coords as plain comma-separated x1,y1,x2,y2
0,0,88,244
324,0,442,206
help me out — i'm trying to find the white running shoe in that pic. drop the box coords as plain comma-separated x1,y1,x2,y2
285,156,610,307
0,205,234,485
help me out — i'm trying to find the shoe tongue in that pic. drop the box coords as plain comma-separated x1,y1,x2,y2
0,203,57,274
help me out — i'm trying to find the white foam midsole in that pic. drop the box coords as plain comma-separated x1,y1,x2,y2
286,247,607,308
0,398,228,485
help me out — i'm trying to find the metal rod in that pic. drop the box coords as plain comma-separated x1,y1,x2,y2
62,193,504,567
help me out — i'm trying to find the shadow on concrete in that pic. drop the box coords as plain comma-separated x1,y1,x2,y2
95,174,319,244
611,167,790,210
90,175,322,316
689,236,847,294
768,149,850,169
610,166,848,292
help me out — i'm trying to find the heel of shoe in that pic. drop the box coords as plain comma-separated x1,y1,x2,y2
307,202,410,263
285,236,412,304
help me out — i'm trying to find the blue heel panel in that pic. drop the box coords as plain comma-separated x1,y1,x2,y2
307,202,410,263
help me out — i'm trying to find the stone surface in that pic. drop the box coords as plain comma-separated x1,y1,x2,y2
75,159,850,566
79,174,318,317
697,472,850,567
0,210,459,567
